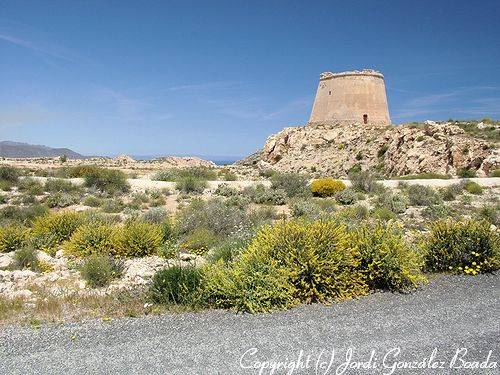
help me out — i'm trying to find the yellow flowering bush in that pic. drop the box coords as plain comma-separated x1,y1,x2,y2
424,219,499,274
32,211,85,244
111,220,163,257
310,178,346,197
0,225,28,253
64,223,115,257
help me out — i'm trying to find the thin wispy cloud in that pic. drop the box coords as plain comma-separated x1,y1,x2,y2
0,32,80,63
0,106,55,128
168,81,241,92
393,86,500,120
261,97,311,121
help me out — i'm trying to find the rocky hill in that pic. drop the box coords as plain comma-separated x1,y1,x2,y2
239,121,499,177
0,141,83,159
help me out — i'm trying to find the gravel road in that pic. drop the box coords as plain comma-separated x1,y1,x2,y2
0,274,498,374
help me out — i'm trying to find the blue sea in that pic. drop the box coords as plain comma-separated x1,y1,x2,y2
130,155,240,166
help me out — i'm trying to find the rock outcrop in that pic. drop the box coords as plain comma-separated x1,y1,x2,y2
239,121,499,177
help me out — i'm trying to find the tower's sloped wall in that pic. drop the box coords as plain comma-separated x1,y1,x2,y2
309,70,391,125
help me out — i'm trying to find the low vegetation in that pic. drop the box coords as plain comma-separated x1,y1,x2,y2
310,178,345,197
424,219,499,274
0,160,498,323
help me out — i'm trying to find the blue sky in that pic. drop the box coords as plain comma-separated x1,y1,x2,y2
1,0,499,158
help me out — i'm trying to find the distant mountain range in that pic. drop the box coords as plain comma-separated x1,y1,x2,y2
0,141,84,159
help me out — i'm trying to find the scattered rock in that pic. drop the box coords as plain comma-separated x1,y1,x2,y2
0,252,14,270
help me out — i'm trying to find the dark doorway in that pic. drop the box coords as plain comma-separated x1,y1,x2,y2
363,114,368,124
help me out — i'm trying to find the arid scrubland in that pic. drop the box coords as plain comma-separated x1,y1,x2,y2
0,138,499,325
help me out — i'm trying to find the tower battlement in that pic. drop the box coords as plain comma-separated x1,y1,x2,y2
309,69,391,125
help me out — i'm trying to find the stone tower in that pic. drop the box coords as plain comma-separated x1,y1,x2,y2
309,69,391,125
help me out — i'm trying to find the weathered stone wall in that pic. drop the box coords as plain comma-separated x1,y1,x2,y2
309,70,391,125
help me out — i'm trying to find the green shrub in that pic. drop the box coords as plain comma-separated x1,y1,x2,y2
0,180,13,191
151,265,202,305
83,195,103,207
128,192,150,209
59,165,101,178
11,193,37,205
214,183,239,197
457,167,477,178
371,207,397,221
351,223,425,291
424,219,499,274
349,171,383,193
28,233,58,255
176,199,250,238
84,168,129,194
44,178,80,193
180,228,218,255
206,237,248,264
376,193,408,213
290,200,322,219
406,184,441,206
219,169,238,181
347,164,362,175
270,172,309,197
79,254,124,288
43,192,79,208
152,169,178,181
259,169,277,178
0,204,48,226
0,225,28,253
439,183,464,201
0,165,19,183
475,204,500,226
153,167,217,181
202,255,296,313
17,178,44,195
463,181,483,195
225,195,251,208
377,144,389,158
112,221,163,257
0,194,6,204
243,184,287,205
32,211,85,244
100,198,124,213
64,223,115,257
311,178,346,197
141,207,168,224
336,204,369,222
335,188,357,205
13,246,39,271
149,195,165,207
255,188,287,205
422,204,454,221
175,176,207,194
489,169,500,177
243,220,368,303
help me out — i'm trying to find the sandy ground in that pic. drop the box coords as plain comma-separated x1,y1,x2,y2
27,176,500,191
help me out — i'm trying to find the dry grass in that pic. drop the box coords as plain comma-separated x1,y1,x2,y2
0,283,154,327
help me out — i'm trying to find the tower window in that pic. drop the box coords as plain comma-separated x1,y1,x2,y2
329,91,332,95
363,114,368,124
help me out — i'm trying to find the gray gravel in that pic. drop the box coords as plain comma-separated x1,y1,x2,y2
0,274,499,375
